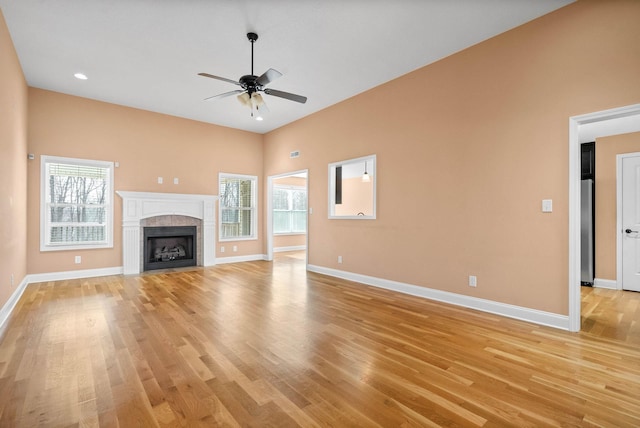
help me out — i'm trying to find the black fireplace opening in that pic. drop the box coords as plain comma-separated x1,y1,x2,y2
143,226,197,271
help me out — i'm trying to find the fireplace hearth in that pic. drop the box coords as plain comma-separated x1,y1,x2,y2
143,226,197,271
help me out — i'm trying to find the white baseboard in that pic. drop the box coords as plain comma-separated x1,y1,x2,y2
26,266,124,284
0,275,30,331
593,278,618,290
274,245,306,253
307,264,570,331
215,254,267,264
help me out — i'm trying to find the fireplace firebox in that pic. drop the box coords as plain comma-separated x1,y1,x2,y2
143,226,197,271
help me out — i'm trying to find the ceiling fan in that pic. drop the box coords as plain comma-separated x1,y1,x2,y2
198,32,307,120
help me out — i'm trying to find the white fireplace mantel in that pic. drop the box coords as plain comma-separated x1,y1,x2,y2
116,191,218,274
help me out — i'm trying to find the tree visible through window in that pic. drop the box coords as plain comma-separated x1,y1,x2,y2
41,156,113,250
273,186,307,234
219,173,257,240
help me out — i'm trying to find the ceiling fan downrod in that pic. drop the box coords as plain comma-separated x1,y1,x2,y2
247,32,258,76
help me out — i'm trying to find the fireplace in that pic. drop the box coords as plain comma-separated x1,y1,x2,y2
116,191,218,275
143,226,197,271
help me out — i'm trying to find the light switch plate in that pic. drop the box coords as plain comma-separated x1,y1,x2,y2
542,199,553,213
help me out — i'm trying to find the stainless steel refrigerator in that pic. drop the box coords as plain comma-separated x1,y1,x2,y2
581,179,594,284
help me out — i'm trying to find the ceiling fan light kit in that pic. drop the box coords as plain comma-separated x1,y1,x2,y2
199,32,307,120
237,91,251,106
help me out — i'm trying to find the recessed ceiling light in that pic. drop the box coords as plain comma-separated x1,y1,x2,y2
74,73,88,80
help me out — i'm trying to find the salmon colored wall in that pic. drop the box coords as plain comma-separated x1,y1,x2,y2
0,9,28,309
594,132,640,281
273,176,305,187
274,234,305,249
273,176,306,249
264,0,640,315
27,89,264,274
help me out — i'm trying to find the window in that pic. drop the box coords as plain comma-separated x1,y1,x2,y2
41,155,114,251
273,186,307,234
219,173,257,240
329,154,376,219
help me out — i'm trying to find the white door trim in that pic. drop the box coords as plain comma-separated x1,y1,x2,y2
266,169,309,263
569,104,640,332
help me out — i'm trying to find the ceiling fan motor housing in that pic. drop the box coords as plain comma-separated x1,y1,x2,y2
239,74,260,94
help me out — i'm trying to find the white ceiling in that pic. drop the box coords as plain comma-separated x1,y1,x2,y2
1,0,574,134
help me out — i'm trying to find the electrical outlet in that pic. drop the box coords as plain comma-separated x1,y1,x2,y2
157,176,163,184
338,255,343,264
220,246,225,253
233,245,238,252
75,256,82,264
173,177,179,184
469,275,477,287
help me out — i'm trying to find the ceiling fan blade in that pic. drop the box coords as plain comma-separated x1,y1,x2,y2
256,68,282,87
204,89,244,101
198,72,241,86
264,88,307,104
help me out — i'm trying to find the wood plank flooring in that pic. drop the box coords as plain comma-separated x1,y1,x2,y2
0,252,639,427
580,285,640,344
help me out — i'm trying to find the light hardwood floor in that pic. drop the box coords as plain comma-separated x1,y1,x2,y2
0,252,638,427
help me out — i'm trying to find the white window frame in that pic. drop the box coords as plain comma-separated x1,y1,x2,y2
218,173,258,242
273,185,307,235
40,155,114,251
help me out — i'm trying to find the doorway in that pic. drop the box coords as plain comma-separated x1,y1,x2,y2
569,104,640,332
266,170,309,266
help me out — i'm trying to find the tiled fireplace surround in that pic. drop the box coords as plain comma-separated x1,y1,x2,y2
116,191,218,274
